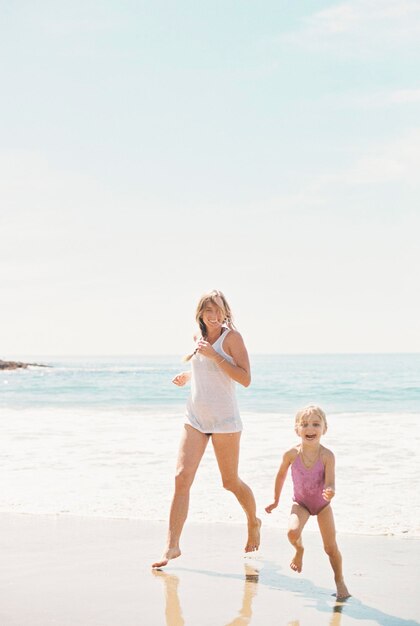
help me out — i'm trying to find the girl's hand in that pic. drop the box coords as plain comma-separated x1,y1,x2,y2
196,340,218,360
172,372,190,387
265,502,278,514
322,487,335,501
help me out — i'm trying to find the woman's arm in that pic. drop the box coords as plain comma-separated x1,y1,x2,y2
196,330,251,387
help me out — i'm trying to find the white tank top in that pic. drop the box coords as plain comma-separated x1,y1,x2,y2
185,328,242,433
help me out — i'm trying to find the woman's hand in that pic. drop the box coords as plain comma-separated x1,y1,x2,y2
172,372,191,386
196,340,219,360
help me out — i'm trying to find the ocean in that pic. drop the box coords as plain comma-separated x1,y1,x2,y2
1,354,419,537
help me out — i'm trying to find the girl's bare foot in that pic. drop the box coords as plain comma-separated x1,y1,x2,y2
245,518,261,552
335,580,351,600
151,547,181,569
290,546,304,573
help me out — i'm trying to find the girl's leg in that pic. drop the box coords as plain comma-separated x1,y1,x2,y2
152,425,209,568
317,506,350,599
211,432,261,552
288,503,310,572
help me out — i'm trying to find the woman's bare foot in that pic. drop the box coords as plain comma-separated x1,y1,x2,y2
290,546,304,573
245,518,261,552
335,580,351,600
151,547,181,569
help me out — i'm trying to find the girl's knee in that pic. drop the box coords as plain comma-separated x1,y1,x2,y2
287,528,301,544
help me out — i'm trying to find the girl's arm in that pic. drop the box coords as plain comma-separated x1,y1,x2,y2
322,449,336,501
197,330,251,387
172,371,191,386
265,450,294,513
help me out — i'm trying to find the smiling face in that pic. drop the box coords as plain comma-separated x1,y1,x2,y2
195,291,230,337
200,300,225,332
294,406,327,445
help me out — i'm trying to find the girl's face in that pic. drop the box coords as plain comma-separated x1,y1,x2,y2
296,413,326,443
201,302,224,330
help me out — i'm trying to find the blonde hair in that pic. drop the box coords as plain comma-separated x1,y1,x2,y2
184,290,235,361
294,405,328,433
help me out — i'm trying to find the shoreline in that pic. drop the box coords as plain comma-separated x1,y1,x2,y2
2,407,419,539
2,508,419,538
0,512,418,625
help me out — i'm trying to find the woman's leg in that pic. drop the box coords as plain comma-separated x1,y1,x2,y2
211,432,261,552
317,506,350,599
152,425,209,568
288,503,310,572
152,570,185,626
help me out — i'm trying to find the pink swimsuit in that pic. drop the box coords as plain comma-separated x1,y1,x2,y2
291,454,330,516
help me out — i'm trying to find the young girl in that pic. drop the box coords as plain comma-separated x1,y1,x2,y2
265,405,350,600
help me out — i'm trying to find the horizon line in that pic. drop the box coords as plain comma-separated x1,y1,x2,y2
3,352,420,359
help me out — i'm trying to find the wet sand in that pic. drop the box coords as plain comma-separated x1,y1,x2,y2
0,513,418,626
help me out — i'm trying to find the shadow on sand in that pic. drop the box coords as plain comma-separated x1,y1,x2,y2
153,559,419,626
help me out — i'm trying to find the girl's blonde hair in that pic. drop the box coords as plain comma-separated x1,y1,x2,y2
184,290,235,361
294,405,328,433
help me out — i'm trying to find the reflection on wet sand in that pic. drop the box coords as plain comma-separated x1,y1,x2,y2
225,564,259,626
153,564,350,626
152,563,354,626
287,601,346,626
153,564,259,626
152,570,185,626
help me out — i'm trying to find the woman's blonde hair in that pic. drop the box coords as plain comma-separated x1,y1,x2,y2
294,405,328,433
184,290,235,361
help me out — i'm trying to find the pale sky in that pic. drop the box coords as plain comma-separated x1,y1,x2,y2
1,1,419,356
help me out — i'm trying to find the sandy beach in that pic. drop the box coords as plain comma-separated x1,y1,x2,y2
0,513,418,626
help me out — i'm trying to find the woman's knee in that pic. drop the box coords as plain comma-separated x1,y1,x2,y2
174,468,194,493
222,475,240,492
323,541,339,557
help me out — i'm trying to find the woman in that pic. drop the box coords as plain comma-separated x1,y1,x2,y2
152,290,260,568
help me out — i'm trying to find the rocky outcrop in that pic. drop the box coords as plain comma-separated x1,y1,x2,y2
0,359,50,370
